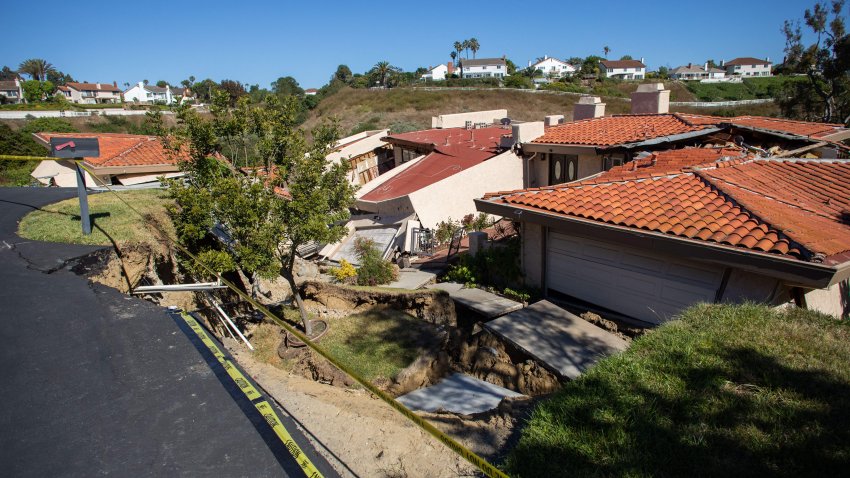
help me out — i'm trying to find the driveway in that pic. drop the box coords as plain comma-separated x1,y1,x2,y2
0,188,335,477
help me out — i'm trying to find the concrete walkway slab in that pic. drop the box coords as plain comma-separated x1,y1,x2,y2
386,268,436,290
427,282,523,319
397,373,523,415
484,300,629,379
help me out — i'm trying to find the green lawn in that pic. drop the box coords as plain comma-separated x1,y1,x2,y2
17,189,174,246
321,308,439,383
507,303,850,477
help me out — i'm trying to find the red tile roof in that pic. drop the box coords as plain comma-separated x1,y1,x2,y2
601,60,646,69
64,82,121,92
725,57,772,66
576,146,752,184
532,114,713,146
727,116,845,138
482,156,850,263
34,132,189,169
532,113,849,147
360,126,508,202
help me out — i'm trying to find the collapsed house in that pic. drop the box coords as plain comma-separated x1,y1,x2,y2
31,132,189,187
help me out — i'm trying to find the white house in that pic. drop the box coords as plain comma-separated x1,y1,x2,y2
722,57,772,77
600,59,646,80
459,58,507,79
0,78,23,104
528,56,576,78
421,62,455,81
669,62,726,81
123,82,193,104
55,82,122,104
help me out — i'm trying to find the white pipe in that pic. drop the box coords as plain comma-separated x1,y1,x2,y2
132,282,228,293
205,292,254,351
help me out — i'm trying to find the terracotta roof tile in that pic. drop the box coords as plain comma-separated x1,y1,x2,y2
531,114,713,146
35,132,189,169
482,157,850,263
727,115,845,138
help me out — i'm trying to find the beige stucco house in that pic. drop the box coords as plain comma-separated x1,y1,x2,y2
56,82,122,104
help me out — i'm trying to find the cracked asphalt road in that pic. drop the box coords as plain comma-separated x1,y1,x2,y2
0,188,335,478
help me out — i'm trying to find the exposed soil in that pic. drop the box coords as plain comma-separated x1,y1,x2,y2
301,280,457,327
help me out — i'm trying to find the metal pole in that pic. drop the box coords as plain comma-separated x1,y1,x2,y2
74,160,92,235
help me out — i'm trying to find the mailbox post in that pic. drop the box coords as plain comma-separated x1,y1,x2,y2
49,138,100,236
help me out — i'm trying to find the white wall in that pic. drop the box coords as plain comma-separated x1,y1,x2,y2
461,64,506,78
407,149,523,228
431,109,507,128
805,280,849,319
726,64,771,77
533,58,576,77
423,64,448,81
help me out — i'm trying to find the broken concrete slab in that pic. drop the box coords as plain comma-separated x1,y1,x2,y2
397,373,523,415
483,300,629,380
386,268,436,290
427,282,523,319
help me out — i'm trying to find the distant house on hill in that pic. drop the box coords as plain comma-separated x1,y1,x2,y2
305,88,318,95
528,56,576,78
123,82,194,104
0,78,23,104
600,59,646,80
722,57,772,77
459,58,507,79
55,82,122,104
421,62,454,81
669,62,726,81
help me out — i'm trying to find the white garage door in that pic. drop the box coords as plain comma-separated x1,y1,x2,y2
546,232,724,324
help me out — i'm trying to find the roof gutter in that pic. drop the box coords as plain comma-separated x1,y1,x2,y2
474,197,844,289
83,163,181,175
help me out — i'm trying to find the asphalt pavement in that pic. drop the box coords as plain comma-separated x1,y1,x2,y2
0,187,336,477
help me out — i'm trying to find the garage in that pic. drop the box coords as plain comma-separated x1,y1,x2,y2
546,231,724,324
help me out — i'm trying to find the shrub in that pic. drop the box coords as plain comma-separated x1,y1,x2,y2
434,218,462,246
462,212,492,232
503,75,533,89
502,287,531,303
330,259,357,283
539,81,586,93
444,264,476,284
354,237,398,286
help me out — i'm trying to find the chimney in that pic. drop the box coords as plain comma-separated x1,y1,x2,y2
720,59,725,67
630,83,670,114
704,62,708,71
544,55,549,60
640,57,645,65
511,121,545,144
447,61,454,74
528,60,532,67
573,96,606,120
688,62,692,68
97,84,102,90
544,114,564,126
765,56,770,63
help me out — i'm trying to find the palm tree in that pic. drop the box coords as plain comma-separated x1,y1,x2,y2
18,58,55,81
371,61,395,87
450,51,457,63
454,41,464,76
469,38,480,59
603,46,610,58
462,39,471,59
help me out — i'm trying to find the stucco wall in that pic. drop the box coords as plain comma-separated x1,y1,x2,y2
521,222,545,287
526,150,602,188
805,280,850,319
431,110,507,129
408,149,523,228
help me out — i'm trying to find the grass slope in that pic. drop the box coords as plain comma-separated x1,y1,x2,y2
303,86,779,136
507,303,850,477
17,189,174,246
685,76,805,102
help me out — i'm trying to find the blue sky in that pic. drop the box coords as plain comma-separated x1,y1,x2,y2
1,0,820,89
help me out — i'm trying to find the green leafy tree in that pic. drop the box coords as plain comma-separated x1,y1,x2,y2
156,80,168,88
581,55,605,77
18,58,55,81
165,92,355,334
656,65,670,79
619,54,633,60
333,65,353,84
21,80,54,103
505,58,517,74
779,0,850,123
271,76,304,97
469,38,480,58
218,79,246,106
0,66,16,80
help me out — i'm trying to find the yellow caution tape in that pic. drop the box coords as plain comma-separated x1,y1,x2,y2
72,161,511,478
179,312,322,478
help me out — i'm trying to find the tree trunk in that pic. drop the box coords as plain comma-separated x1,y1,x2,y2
283,246,312,336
